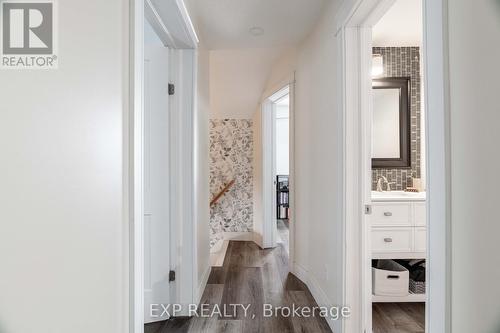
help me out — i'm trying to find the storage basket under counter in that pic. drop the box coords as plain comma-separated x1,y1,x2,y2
372,259,426,302
372,260,409,297
409,279,425,294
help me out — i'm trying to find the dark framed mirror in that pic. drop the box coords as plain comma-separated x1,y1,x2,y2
372,77,411,168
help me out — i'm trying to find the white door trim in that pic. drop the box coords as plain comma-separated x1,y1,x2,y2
336,0,451,332
288,81,296,269
261,82,295,268
261,97,275,249
144,0,176,47
422,1,451,331
143,42,171,324
131,2,145,332
129,1,198,332
170,48,197,313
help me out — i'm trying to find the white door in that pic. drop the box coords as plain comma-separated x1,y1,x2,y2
144,43,171,324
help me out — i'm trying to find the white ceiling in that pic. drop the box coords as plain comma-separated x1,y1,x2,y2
372,0,423,47
209,47,290,119
184,0,326,119
185,0,326,49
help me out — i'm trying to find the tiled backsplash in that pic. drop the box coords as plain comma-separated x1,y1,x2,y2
372,47,421,191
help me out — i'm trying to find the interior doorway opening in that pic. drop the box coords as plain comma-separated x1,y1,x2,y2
131,0,198,332
274,93,291,254
369,1,427,332
261,83,295,261
337,0,449,332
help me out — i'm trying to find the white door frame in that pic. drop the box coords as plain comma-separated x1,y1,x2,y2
335,0,451,332
261,81,296,265
143,36,172,324
129,0,198,332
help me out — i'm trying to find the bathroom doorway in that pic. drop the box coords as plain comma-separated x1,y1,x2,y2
369,1,427,332
337,0,449,332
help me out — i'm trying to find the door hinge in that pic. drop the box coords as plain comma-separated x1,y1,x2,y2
168,83,175,95
365,205,372,215
169,270,175,282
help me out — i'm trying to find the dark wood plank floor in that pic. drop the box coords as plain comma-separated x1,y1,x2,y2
145,241,332,333
276,220,289,254
372,302,425,333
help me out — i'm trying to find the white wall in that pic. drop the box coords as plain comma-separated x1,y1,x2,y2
275,104,290,175
252,108,264,247
0,0,128,332
263,48,298,97
261,1,344,330
448,1,500,332
292,0,343,319
194,42,211,298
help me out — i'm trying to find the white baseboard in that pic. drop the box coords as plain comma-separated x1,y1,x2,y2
253,231,263,248
210,238,224,253
291,262,342,333
222,231,254,241
224,231,264,249
209,232,260,267
210,232,255,254
210,240,229,267
291,261,308,283
196,265,212,304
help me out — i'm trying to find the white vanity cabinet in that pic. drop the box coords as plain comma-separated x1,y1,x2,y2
371,193,426,259
371,192,427,303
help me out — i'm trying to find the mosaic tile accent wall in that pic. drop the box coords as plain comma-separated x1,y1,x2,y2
372,47,421,191
209,119,253,248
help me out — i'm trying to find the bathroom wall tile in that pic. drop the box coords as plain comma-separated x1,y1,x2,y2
372,47,421,191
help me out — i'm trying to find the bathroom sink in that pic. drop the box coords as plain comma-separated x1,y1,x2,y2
371,190,426,201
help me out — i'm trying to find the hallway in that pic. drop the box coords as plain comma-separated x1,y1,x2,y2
145,241,332,333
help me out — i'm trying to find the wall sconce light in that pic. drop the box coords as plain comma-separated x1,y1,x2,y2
372,54,384,77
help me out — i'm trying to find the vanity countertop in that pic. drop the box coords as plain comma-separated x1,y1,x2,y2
371,190,426,202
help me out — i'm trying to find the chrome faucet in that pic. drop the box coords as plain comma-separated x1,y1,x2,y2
377,176,394,192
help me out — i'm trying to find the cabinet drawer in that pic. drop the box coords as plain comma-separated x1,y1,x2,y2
414,227,427,252
371,203,412,226
414,202,426,226
372,228,413,253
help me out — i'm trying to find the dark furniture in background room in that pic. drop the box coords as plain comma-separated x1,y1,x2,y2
276,175,289,220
